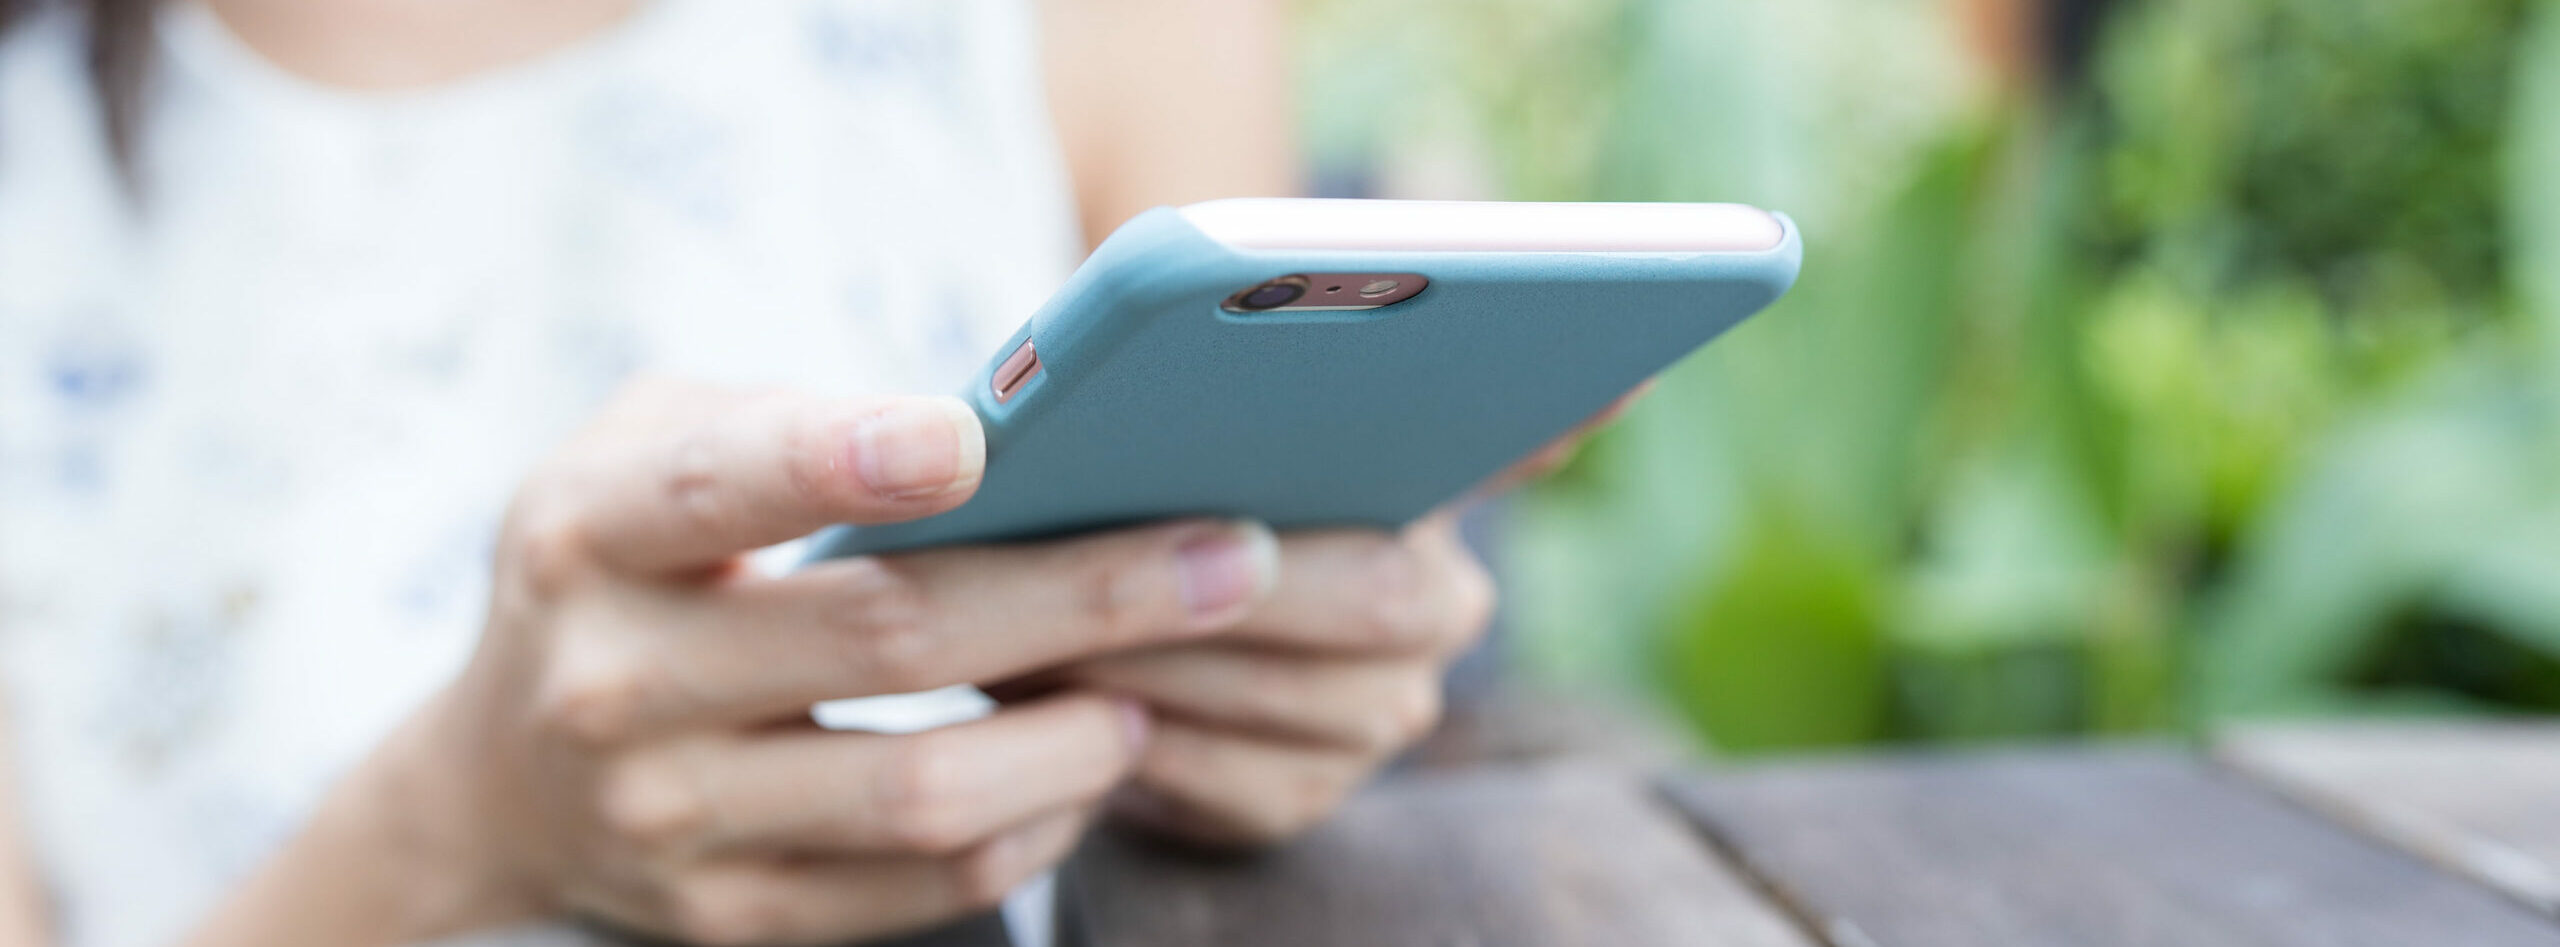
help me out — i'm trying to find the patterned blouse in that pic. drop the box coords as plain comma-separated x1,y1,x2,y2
0,2,1082,943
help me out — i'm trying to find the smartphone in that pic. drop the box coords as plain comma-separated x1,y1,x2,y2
808,198,1801,558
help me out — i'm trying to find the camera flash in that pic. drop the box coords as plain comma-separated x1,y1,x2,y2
1358,279,1402,297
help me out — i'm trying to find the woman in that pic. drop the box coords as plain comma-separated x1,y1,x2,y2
0,1,1549,944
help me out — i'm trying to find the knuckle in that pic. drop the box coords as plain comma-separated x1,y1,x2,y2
534,653,658,747
1278,771,1352,838
1170,778,1320,847
1361,593,1434,654
660,430,742,544
1193,762,1358,846
950,841,1026,910
886,731,962,800
886,799,972,855
503,503,595,602
1445,556,1500,649
1078,556,1157,645
880,736,973,853
599,761,708,849
776,403,854,511
833,569,941,692
1355,539,1439,650
670,879,782,947
1359,534,1500,654
1379,679,1445,751
861,621,942,695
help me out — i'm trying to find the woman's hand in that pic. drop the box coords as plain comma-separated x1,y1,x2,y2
188,379,1279,947
1035,387,1648,847
1043,514,1497,846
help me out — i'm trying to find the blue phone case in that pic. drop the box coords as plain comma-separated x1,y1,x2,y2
809,204,1802,557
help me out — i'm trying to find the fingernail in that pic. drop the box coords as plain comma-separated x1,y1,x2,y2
852,398,982,500
1175,520,1279,625
1116,699,1152,752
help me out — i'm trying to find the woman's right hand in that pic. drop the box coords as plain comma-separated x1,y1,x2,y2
214,379,1280,947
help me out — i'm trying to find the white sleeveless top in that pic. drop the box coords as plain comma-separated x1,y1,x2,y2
0,3,1082,944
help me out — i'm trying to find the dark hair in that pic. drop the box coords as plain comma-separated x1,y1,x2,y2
0,0,157,176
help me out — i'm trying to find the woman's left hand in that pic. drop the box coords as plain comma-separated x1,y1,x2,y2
1034,513,1496,845
1029,385,1646,846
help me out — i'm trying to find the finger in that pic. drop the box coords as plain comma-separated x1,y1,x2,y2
1472,379,1654,497
1228,518,1495,655
567,519,1279,734
660,809,1089,946
1065,645,1442,754
610,693,1144,855
1111,718,1372,847
579,392,986,575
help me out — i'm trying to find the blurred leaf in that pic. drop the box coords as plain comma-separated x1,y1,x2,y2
2197,361,2559,716
1660,504,1887,753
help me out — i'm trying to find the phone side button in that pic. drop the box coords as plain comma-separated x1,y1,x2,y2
992,340,1042,404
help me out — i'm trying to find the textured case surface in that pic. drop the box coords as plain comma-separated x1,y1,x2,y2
810,204,1802,557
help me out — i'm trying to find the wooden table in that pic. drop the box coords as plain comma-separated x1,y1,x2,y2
450,717,2560,946
1071,720,2560,947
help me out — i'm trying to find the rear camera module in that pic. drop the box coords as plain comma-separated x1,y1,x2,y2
1229,276,1310,311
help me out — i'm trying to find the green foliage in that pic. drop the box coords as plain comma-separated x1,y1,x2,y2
1662,506,1887,751
1298,0,2560,752
2087,0,2529,314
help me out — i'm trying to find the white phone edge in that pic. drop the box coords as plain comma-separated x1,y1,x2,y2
1177,198,1787,254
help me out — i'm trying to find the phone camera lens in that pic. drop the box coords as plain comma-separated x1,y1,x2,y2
1236,279,1307,311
